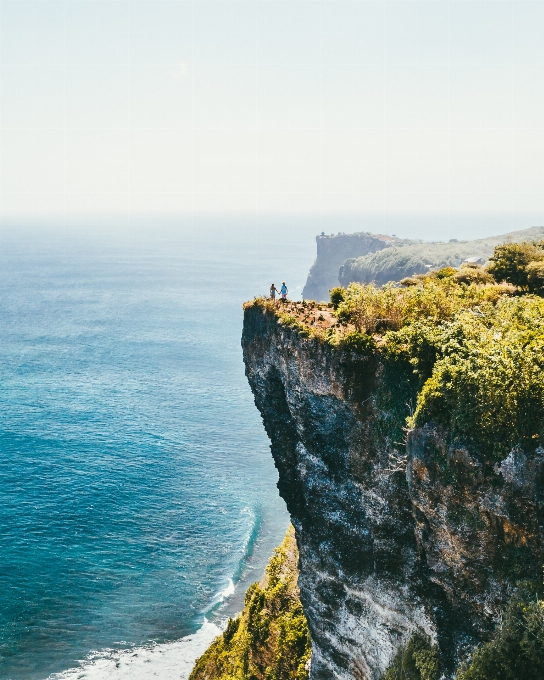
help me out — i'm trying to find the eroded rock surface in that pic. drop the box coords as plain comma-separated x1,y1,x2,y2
242,304,544,680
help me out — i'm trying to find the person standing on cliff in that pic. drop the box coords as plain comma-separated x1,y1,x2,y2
270,283,278,301
280,282,288,302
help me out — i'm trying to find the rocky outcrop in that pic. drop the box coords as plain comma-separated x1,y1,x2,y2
302,233,392,301
242,304,544,680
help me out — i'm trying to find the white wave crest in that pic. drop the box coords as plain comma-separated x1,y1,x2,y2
217,578,235,601
47,619,222,680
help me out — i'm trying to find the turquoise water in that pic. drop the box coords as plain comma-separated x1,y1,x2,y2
0,217,316,680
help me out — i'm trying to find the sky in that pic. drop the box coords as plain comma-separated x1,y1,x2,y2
1,0,544,225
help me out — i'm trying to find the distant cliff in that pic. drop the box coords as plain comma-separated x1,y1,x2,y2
241,282,544,679
302,233,398,301
303,226,544,298
339,241,491,287
339,226,544,288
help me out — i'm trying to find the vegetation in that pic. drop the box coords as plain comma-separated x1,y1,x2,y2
189,526,310,680
456,590,544,680
329,286,345,310
339,227,544,288
343,273,544,460
380,591,544,680
381,632,441,680
527,260,544,295
404,296,544,459
335,276,508,335
487,241,544,291
248,239,544,462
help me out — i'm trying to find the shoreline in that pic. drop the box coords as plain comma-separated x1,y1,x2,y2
48,619,223,680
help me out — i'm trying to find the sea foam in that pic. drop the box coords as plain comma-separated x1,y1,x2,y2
48,620,222,680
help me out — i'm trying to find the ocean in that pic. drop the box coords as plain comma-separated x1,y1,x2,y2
0,215,318,680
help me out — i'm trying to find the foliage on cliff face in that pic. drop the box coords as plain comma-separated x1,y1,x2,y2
189,526,310,680
380,592,544,680
381,632,441,680
403,297,544,459
455,591,544,680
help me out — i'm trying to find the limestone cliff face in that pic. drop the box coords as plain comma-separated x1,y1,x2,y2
302,234,391,302
242,304,544,680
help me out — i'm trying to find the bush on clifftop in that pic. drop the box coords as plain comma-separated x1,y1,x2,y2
487,241,544,291
329,287,345,310
335,276,509,335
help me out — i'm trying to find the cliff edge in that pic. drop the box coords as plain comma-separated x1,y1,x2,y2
241,288,544,679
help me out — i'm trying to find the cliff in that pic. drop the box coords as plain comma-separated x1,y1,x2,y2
301,226,544,296
339,241,491,288
302,233,397,301
189,525,310,680
241,286,544,679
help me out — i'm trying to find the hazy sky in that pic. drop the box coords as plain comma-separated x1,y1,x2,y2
1,0,544,220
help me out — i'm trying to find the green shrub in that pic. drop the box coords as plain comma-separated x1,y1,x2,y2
335,278,506,335
340,330,376,355
456,592,544,680
488,242,544,289
330,287,346,310
454,265,494,285
527,260,544,295
435,266,457,279
277,314,313,339
336,283,405,333
382,632,441,680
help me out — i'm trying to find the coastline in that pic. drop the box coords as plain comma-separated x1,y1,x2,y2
48,620,223,680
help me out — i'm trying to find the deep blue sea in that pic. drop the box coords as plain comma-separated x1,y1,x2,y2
0,216,318,680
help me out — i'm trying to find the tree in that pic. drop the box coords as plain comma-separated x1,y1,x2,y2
329,287,345,310
487,242,544,289
382,632,441,680
527,260,544,296
456,593,544,680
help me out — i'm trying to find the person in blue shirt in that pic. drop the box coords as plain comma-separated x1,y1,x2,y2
280,282,288,302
